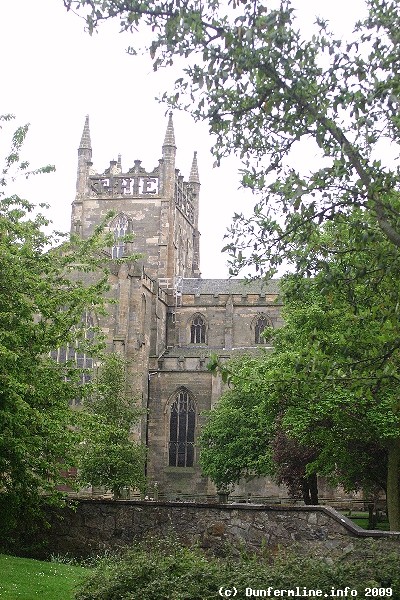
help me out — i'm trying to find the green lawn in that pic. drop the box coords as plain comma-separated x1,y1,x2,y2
344,512,390,531
0,554,88,600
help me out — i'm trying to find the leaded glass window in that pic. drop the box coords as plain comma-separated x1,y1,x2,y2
190,315,206,344
168,389,196,467
255,316,270,344
50,313,95,402
111,214,129,259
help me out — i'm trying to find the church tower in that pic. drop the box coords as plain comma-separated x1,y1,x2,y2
71,113,201,282
69,114,206,488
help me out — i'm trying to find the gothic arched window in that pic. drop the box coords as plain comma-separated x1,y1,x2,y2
111,214,129,258
168,389,196,467
190,315,206,344
255,315,270,344
50,312,95,403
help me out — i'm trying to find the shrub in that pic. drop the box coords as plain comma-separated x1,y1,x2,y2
75,538,400,600
74,538,222,600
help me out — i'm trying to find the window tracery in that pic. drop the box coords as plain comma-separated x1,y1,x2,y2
254,315,271,344
111,213,129,258
190,315,206,344
50,312,95,403
168,388,196,467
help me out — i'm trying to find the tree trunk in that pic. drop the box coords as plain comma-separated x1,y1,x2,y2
301,474,319,505
302,478,311,505
309,473,319,505
113,488,122,500
386,439,400,531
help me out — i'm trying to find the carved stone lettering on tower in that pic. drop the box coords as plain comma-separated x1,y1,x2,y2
89,175,159,197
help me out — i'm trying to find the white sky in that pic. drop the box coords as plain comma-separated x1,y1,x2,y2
1,0,368,278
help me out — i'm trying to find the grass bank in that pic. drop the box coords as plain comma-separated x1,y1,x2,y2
344,511,390,531
0,554,88,600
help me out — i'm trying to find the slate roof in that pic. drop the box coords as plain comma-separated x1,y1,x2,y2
181,278,280,295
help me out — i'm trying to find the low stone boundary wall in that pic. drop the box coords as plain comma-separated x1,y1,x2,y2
44,500,400,558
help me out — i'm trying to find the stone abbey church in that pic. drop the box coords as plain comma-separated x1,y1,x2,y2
71,113,285,500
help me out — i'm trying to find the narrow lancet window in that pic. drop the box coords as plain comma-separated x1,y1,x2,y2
255,316,270,344
50,312,95,401
190,315,206,344
168,389,196,467
111,214,129,258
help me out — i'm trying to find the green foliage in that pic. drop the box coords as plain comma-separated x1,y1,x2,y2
0,116,116,543
64,0,400,273
200,383,274,490
74,538,222,600
74,539,400,599
202,353,320,501
77,354,146,497
202,211,400,527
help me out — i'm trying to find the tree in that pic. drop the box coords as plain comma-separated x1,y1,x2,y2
205,209,400,529
199,382,274,492
77,354,146,498
271,426,319,506
64,0,400,274
0,116,116,543
199,369,320,504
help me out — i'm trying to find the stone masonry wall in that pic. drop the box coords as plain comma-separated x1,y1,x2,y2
44,500,400,559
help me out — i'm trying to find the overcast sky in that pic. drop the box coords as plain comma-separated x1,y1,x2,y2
1,0,368,278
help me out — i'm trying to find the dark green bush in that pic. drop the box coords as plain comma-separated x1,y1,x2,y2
74,538,222,600
75,538,400,600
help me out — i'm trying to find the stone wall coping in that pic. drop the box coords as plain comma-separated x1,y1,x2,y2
65,499,400,539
